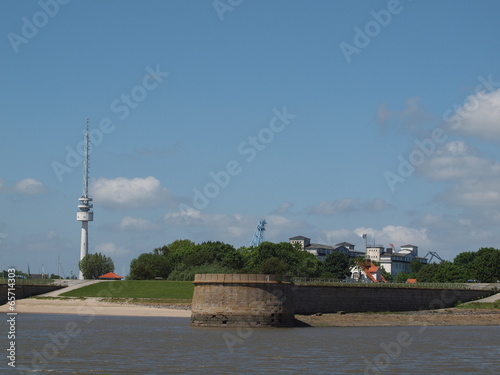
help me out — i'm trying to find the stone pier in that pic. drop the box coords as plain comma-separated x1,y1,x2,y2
190,274,495,328
190,274,295,327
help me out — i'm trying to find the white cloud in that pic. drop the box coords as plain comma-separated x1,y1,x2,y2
354,225,430,248
450,89,500,141
12,178,47,195
164,208,309,245
118,216,161,231
376,101,393,125
320,228,358,245
419,141,500,181
412,213,500,258
271,202,294,214
265,214,310,240
93,242,131,256
0,231,8,243
438,178,500,209
375,97,433,134
165,209,252,231
18,231,72,254
307,198,392,216
418,141,500,209
92,176,171,210
164,209,256,244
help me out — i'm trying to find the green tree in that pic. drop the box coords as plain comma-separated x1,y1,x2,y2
296,256,324,278
168,239,195,253
469,247,500,282
380,267,392,281
79,253,114,280
129,252,172,280
453,251,477,266
416,261,464,282
260,257,291,275
323,252,350,280
394,272,411,283
245,241,320,276
153,245,170,256
410,259,424,274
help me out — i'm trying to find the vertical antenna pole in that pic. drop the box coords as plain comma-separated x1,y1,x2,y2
83,117,90,198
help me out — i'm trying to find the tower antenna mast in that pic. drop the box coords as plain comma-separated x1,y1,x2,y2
83,118,90,198
76,118,94,279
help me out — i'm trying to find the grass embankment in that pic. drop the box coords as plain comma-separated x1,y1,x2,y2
59,280,194,305
456,300,500,309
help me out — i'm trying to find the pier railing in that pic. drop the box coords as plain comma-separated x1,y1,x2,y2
291,278,470,290
0,278,66,286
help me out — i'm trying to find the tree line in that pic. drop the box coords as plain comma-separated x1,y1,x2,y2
128,240,357,280
393,247,500,283
78,241,500,283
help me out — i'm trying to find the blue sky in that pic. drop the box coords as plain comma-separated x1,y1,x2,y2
2,0,500,277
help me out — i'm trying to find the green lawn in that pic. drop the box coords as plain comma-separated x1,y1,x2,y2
59,280,194,300
456,300,500,309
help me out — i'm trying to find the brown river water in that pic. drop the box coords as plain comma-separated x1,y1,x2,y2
4,314,499,374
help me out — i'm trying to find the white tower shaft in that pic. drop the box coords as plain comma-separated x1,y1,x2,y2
79,221,88,278
77,118,93,279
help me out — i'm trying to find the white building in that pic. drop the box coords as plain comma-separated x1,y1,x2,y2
378,244,428,277
349,259,386,283
291,236,428,277
366,245,385,262
289,236,364,261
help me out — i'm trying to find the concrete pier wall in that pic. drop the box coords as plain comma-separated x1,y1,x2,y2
191,274,495,327
191,274,295,327
293,285,493,314
0,284,64,305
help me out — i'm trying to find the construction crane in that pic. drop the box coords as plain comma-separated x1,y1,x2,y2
424,251,444,263
250,219,267,247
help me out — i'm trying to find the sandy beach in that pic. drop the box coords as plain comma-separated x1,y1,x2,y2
296,308,500,327
2,297,499,327
0,297,192,318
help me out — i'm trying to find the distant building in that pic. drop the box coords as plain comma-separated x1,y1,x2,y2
289,235,311,250
366,245,386,262
349,259,386,283
379,245,428,277
290,235,428,277
289,236,364,261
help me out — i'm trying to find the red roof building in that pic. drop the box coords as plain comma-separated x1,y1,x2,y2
98,272,123,280
350,259,387,283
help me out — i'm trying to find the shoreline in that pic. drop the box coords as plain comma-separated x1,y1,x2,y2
0,297,192,318
296,308,500,327
2,298,499,326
